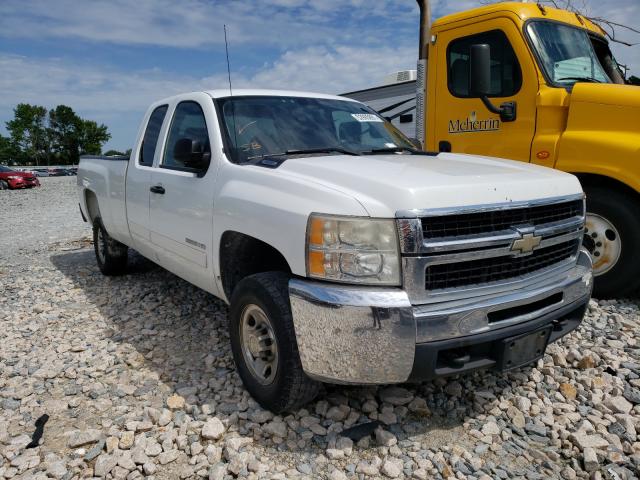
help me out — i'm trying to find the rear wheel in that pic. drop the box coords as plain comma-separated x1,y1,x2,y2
93,217,128,276
229,272,320,413
584,187,640,298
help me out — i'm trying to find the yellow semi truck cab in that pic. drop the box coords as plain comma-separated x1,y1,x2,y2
419,2,640,297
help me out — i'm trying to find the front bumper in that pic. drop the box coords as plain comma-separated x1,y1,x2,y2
8,178,39,188
289,250,592,384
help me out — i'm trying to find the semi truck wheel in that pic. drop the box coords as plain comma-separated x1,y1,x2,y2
93,217,128,276
584,187,640,298
229,272,320,413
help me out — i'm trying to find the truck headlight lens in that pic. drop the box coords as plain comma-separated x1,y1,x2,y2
306,214,401,285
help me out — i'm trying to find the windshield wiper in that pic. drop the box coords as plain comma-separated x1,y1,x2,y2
363,147,419,155
246,147,360,162
557,76,602,84
284,147,361,156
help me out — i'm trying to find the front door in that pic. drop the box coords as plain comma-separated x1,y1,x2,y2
125,104,168,260
432,18,539,162
149,98,216,292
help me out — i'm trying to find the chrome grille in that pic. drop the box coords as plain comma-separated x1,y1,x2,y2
422,199,583,239
397,194,586,304
424,239,579,290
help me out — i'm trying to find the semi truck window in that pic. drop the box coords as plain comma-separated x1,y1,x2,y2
140,105,168,166
526,21,610,85
163,101,210,169
447,30,522,98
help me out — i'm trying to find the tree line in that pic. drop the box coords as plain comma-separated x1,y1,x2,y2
0,103,111,166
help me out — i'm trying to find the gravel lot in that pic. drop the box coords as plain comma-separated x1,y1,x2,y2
1,176,639,480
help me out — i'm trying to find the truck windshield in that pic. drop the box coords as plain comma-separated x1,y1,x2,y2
217,96,416,163
526,21,611,86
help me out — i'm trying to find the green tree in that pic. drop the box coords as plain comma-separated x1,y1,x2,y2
0,133,19,164
6,103,49,165
48,106,111,164
78,120,110,157
48,105,81,165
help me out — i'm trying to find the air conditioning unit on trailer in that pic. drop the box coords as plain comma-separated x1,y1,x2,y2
383,70,417,85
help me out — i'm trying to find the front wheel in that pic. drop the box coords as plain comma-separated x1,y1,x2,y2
0,180,8,190
584,187,640,298
93,217,128,276
229,272,320,413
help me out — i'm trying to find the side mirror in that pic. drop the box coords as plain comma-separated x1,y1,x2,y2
469,44,492,97
174,138,211,170
468,43,517,122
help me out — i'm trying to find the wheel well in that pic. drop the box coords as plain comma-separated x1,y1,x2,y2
84,190,101,225
574,173,640,204
219,231,292,300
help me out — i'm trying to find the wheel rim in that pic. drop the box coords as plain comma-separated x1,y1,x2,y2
239,304,278,385
97,228,107,264
585,213,622,276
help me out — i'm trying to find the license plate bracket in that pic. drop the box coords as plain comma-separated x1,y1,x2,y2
496,325,552,371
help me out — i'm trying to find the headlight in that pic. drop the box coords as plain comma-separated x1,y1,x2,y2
306,214,401,285
7,176,21,180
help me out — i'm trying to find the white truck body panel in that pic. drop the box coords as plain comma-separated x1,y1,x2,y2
78,89,592,388
78,89,583,300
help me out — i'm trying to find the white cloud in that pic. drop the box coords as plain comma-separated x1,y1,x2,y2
0,44,415,150
0,0,416,49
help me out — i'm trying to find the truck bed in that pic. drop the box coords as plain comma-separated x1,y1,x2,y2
77,155,130,245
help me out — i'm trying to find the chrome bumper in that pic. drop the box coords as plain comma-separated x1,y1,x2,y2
289,250,592,384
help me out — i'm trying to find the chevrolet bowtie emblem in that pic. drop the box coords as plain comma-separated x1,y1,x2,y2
511,232,542,254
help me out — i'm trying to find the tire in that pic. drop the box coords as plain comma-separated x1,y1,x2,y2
584,187,640,298
229,272,321,413
0,180,8,190
93,217,128,276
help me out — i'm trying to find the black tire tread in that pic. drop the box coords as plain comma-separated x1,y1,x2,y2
230,272,320,413
93,217,128,276
586,186,640,298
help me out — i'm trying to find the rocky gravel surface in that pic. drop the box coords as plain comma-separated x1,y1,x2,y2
1,177,640,480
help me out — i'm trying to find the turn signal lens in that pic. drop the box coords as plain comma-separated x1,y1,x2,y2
306,214,400,285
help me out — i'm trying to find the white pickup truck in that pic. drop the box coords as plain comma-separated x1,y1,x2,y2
78,89,593,412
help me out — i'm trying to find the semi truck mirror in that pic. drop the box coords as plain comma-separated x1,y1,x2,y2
469,44,491,97
469,43,518,123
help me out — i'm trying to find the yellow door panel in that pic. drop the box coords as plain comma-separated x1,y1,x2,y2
431,17,539,162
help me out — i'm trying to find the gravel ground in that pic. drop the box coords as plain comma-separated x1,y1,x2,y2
1,176,639,480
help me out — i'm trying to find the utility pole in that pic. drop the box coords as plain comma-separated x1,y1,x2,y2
415,0,431,144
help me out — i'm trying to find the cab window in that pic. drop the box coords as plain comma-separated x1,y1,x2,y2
139,105,168,166
448,30,522,98
163,101,210,169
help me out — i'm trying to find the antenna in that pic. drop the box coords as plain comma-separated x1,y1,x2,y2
224,24,238,157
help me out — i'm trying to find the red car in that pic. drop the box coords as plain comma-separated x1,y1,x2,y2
0,166,41,189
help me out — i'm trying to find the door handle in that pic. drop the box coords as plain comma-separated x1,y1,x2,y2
150,185,165,194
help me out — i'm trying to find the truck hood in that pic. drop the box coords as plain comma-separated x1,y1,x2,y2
567,83,640,136
571,82,640,109
277,152,582,217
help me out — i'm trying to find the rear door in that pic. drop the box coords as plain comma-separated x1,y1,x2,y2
148,94,218,292
125,104,168,260
432,18,539,161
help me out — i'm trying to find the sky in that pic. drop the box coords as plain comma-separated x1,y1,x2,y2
1,0,638,152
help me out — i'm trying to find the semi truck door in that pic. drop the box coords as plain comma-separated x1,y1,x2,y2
149,97,217,293
125,104,168,260
432,20,538,161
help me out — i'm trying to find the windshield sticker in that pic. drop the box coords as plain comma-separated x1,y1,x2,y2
448,111,500,134
351,113,383,123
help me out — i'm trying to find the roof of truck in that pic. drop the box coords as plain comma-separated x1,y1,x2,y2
204,89,357,102
432,2,605,37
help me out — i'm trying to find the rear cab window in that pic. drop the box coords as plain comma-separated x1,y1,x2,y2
139,105,168,166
